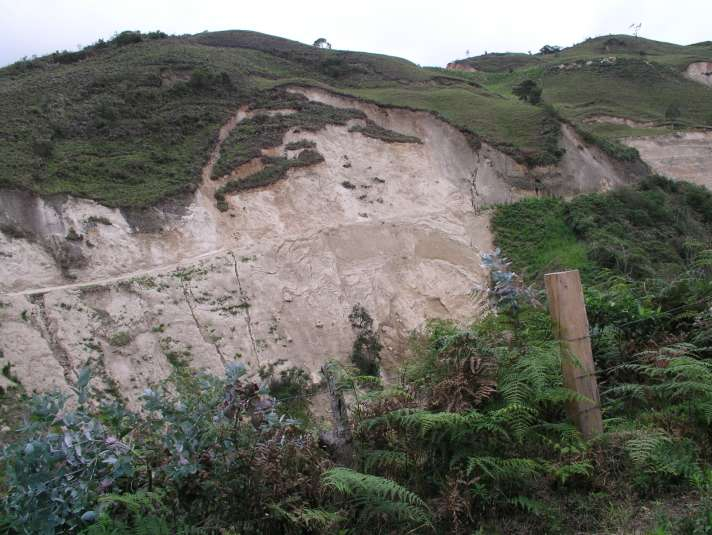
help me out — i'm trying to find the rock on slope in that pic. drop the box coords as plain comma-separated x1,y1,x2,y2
0,88,643,401
685,62,712,88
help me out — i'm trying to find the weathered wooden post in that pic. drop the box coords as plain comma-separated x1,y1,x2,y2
320,362,352,445
544,270,603,439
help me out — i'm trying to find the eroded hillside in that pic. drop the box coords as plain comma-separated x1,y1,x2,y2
0,82,647,401
1,30,711,401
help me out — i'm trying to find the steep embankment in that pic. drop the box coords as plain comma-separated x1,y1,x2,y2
686,61,712,88
624,131,712,189
0,86,644,401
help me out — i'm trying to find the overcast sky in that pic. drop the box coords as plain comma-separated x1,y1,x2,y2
1,0,709,68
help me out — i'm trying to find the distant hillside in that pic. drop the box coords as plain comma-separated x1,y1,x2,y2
1,30,711,208
447,34,712,135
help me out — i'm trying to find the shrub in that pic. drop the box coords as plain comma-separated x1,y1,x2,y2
215,149,325,207
187,68,232,91
2,364,327,533
31,137,53,159
539,44,562,54
513,79,543,104
284,139,316,150
349,305,382,376
665,103,682,127
51,50,88,64
575,126,640,162
109,331,130,347
111,31,142,47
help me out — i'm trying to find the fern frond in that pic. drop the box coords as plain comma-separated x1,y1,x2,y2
96,490,165,515
322,467,431,525
466,456,544,482
507,495,546,515
267,503,343,529
363,449,408,474
551,461,593,484
624,428,672,466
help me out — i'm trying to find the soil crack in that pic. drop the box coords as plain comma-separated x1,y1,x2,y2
229,251,260,365
28,294,74,384
181,281,227,366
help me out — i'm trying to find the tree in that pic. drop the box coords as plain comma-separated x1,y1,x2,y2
313,37,332,49
513,79,542,105
539,44,562,55
665,103,681,127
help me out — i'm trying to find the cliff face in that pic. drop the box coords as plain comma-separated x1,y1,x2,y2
0,88,647,402
623,131,712,189
446,62,479,72
685,62,712,88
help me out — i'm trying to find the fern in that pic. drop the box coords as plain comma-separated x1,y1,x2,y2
96,491,164,515
507,495,547,515
267,503,343,529
363,449,408,475
624,428,673,466
466,456,544,482
607,344,712,425
80,492,174,535
322,467,431,526
550,460,593,484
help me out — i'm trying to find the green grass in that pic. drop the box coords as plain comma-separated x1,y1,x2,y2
1,30,711,208
348,122,421,144
493,176,712,283
213,96,364,178
456,34,712,147
541,59,712,126
491,197,588,281
449,52,543,72
345,86,558,162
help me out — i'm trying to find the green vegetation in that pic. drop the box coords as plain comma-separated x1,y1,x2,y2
6,178,712,533
212,95,363,179
348,122,422,143
512,78,542,104
108,331,130,347
450,52,542,73
492,197,588,281
349,304,382,376
493,175,712,281
284,139,316,150
447,34,712,146
574,126,641,161
3,29,659,209
4,30,707,208
214,149,325,210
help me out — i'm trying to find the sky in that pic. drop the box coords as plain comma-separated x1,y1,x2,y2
1,0,709,68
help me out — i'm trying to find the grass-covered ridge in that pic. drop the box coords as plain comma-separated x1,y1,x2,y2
0,29,664,209
450,34,712,148
2,30,711,207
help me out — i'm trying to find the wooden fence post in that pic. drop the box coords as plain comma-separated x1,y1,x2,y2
544,270,603,439
321,363,352,444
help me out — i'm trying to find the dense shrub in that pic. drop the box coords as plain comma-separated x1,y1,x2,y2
110,31,142,47
348,305,382,376
1,365,328,534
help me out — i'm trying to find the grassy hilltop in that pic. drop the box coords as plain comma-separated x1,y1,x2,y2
2,30,711,207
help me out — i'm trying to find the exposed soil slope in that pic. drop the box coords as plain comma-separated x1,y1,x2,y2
0,88,646,400
624,131,712,188
685,61,712,87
